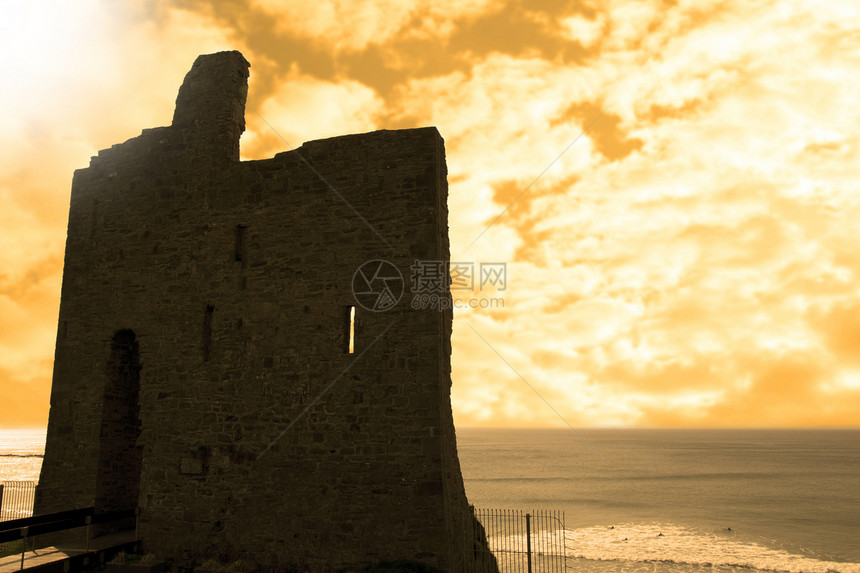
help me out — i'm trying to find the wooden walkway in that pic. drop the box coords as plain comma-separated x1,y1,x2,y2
0,530,136,573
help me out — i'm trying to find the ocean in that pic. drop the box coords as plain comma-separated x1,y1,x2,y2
458,428,860,572
0,428,45,483
2,428,858,572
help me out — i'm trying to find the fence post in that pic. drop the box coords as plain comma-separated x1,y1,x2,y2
20,526,28,571
85,514,92,553
526,513,532,573
0,483,4,520
561,510,566,573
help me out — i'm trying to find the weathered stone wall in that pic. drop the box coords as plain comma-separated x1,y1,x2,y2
36,51,487,572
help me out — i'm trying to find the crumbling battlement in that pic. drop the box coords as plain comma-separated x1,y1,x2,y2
36,51,492,572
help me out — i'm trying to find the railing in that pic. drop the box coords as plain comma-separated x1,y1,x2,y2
470,508,566,573
0,482,36,522
0,507,136,570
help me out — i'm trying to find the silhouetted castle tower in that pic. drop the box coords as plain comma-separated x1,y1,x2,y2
36,51,493,572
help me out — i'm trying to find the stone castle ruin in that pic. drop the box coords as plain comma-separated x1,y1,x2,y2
36,51,492,572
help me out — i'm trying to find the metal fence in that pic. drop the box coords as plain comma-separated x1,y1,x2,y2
471,508,566,573
0,481,36,522
0,489,570,572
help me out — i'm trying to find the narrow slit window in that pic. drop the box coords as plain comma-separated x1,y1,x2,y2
235,224,249,265
203,305,215,361
345,305,355,354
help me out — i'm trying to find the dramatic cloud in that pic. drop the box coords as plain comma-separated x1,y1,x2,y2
4,0,860,428
253,0,494,51
244,66,386,159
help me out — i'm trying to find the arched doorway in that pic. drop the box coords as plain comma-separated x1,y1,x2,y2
94,330,143,516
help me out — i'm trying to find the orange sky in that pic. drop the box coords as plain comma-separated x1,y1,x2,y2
2,0,860,429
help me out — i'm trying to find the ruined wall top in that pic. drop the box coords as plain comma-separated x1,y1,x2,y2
171,50,250,162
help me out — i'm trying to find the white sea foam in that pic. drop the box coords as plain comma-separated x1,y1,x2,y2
553,522,860,573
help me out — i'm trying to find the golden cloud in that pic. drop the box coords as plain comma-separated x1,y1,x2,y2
5,0,860,429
